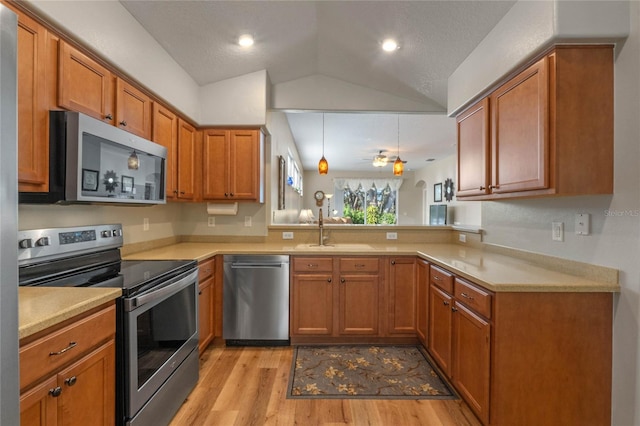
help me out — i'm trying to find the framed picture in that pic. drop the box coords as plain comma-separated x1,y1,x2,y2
121,175,134,193
434,182,442,202
82,168,99,191
278,155,286,210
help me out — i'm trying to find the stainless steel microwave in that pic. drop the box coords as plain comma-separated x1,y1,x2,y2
19,111,167,205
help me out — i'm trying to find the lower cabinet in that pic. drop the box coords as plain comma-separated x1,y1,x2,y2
198,257,216,354
19,303,116,426
386,257,417,335
290,256,381,338
416,259,430,347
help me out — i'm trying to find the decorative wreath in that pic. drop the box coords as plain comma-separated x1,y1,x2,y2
103,170,119,193
444,178,454,202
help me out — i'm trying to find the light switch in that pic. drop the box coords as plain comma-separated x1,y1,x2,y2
575,213,590,235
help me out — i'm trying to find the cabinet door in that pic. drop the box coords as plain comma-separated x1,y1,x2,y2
229,130,260,200
17,11,49,192
152,103,178,199
416,259,429,347
20,376,57,426
290,274,333,335
429,285,453,376
176,119,198,200
452,302,491,425
57,340,115,426
490,56,549,194
58,40,114,124
198,277,215,354
387,257,417,335
115,78,152,139
337,274,379,335
202,129,229,200
457,98,489,197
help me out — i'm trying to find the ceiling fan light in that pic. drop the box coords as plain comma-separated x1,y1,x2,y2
318,156,329,175
393,157,404,176
373,155,387,167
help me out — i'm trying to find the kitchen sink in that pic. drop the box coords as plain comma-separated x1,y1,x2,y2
295,243,373,250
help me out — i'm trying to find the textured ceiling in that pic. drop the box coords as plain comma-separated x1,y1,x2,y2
120,0,515,171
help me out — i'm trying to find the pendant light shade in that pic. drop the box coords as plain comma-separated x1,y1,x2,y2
393,115,404,176
128,150,139,170
318,113,328,175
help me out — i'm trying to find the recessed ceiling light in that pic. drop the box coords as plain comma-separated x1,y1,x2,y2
382,39,399,52
238,34,254,47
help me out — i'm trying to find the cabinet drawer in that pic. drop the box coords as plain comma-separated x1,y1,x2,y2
430,265,453,293
19,305,115,390
293,257,333,273
198,258,215,281
339,257,379,273
454,278,492,319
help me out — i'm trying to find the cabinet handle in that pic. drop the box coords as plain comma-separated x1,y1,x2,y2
307,264,318,268
224,193,229,197
64,376,77,387
443,300,449,306
230,193,234,197
479,186,486,190
452,306,458,312
327,278,332,283
105,114,113,121
198,290,202,295
433,276,441,281
460,292,474,300
340,278,346,283
119,120,127,127
391,260,396,265
489,185,500,189
49,341,77,356
180,191,185,195
49,387,62,397
354,264,365,268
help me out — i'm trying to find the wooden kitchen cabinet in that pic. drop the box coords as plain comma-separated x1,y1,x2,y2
176,119,201,201
115,78,152,139
202,128,264,202
58,40,115,125
152,103,178,199
198,257,216,354
19,303,116,426
416,258,429,347
456,45,613,200
387,256,417,335
429,283,453,375
290,256,382,339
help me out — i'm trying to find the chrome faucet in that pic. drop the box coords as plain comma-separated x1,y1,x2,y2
318,208,324,246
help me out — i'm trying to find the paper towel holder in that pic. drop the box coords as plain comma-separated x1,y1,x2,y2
207,202,238,215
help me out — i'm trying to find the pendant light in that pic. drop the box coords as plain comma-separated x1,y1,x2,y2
318,113,329,175
128,150,139,170
393,115,404,176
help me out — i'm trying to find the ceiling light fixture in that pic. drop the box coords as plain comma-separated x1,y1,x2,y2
373,151,388,167
238,34,254,47
382,38,398,52
128,150,139,170
393,115,404,176
318,113,328,175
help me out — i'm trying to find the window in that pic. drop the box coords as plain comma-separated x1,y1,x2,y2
334,178,403,225
287,150,303,195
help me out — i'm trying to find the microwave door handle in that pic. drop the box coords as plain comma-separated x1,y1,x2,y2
126,269,198,311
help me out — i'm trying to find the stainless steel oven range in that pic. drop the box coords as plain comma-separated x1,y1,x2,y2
18,224,199,426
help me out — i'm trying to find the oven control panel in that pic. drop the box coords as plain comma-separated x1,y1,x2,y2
18,224,124,265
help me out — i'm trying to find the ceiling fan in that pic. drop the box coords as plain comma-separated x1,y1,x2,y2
367,150,407,167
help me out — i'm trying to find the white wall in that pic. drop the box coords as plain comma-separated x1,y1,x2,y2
413,155,481,227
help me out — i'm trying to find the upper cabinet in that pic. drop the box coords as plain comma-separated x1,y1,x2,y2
58,40,115,125
176,119,201,201
115,78,152,139
202,128,264,203
456,45,613,201
152,103,178,200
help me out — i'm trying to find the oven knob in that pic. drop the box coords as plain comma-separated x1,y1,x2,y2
18,239,33,249
112,229,121,237
101,230,113,238
35,237,50,247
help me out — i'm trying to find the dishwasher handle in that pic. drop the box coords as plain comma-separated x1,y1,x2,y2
230,263,284,269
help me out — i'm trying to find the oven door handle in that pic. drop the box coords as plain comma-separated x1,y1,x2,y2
127,269,198,311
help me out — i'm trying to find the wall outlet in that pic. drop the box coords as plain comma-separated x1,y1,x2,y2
143,218,149,231
459,233,466,243
208,217,215,227
244,216,252,227
282,231,294,240
552,222,564,242
575,213,590,235
386,232,398,240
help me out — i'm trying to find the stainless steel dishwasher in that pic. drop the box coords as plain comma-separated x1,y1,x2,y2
223,255,290,345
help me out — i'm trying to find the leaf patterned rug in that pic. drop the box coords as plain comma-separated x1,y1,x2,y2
288,345,456,399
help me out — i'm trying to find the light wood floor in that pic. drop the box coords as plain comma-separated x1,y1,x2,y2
169,344,482,426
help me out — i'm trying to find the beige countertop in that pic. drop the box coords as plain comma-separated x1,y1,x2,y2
19,287,122,340
124,242,620,293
